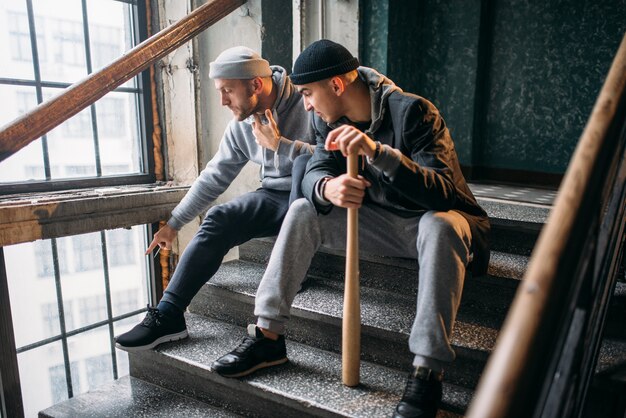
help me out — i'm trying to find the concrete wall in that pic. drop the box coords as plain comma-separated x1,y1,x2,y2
157,0,202,252
360,0,626,178
194,0,263,209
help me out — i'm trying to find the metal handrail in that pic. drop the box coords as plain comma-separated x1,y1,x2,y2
0,0,245,163
467,33,626,418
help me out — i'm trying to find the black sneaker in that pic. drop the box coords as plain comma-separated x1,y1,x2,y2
211,324,288,377
115,305,188,352
392,366,443,418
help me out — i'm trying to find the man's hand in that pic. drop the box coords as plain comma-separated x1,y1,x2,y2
326,125,376,158
145,224,178,255
252,109,280,151
323,174,371,209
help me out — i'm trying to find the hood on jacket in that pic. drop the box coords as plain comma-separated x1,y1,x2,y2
325,66,401,133
359,67,402,134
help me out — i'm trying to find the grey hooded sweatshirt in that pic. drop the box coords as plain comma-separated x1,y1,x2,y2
168,66,314,230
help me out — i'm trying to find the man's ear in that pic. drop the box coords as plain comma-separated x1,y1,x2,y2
251,77,264,94
330,76,345,96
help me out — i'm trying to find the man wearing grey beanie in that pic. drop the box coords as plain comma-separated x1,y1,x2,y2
115,46,315,352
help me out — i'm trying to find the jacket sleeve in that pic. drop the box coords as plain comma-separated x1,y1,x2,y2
385,99,458,211
168,125,249,230
301,118,344,213
275,137,314,160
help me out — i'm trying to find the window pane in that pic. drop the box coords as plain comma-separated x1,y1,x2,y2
109,226,150,317
43,87,98,180
0,2,35,79
87,0,138,88
67,326,113,396
5,241,65,348
71,232,104,272
33,0,87,84
0,85,46,183
113,313,145,377
98,92,143,175
60,232,106,333
5,226,149,345
17,341,66,418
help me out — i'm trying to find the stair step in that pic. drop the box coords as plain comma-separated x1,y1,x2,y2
189,260,506,388
469,183,557,207
239,239,527,294
129,314,470,417
476,197,550,225
595,338,626,373
477,196,550,255
39,375,242,418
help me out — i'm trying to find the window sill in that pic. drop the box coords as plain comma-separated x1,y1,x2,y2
0,182,189,246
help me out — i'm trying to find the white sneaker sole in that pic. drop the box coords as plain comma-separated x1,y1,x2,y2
115,329,189,352
215,357,289,378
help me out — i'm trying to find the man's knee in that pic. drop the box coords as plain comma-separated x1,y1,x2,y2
201,191,271,230
200,203,230,227
197,199,248,238
286,198,316,219
418,211,467,244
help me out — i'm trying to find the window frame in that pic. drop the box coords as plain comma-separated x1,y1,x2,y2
0,0,155,196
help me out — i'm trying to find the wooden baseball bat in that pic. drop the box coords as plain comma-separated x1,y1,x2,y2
342,153,360,387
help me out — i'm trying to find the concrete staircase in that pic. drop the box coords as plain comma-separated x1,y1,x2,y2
40,184,626,417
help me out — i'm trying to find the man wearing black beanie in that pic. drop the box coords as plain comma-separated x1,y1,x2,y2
213,39,490,418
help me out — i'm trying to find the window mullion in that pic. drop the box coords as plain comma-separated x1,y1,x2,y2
99,231,118,379
0,248,25,418
51,238,73,399
81,0,102,177
25,0,51,180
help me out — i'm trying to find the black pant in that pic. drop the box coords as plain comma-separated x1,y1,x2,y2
160,188,290,311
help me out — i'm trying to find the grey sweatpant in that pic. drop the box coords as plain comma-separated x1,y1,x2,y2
255,198,472,370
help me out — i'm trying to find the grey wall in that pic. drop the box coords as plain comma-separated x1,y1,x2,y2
360,0,626,179
484,0,625,173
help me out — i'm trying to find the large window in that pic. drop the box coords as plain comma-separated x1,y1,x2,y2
5,226,153,417
0,1,157,416
0,0,152,192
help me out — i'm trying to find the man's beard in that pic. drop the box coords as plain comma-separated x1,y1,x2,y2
233,84,258,121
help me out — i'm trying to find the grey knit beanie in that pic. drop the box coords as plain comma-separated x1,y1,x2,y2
290,39,359,85
209,46,272,79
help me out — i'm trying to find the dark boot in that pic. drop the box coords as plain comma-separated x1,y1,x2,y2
392,366,443,418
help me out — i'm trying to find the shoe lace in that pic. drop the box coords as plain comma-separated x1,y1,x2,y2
402,376,428,404
232,336,259,355
141,306,163,328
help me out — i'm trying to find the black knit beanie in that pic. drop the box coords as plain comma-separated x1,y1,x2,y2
290,39,360,85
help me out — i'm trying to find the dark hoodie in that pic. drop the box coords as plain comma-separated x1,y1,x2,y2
301,67,491,275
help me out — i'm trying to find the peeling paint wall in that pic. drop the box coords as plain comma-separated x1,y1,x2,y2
195,0,264,210
294,0,359,58
157,0,202,253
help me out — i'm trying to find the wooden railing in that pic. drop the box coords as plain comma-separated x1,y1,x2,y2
0,0,245,163
467,33,626,418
